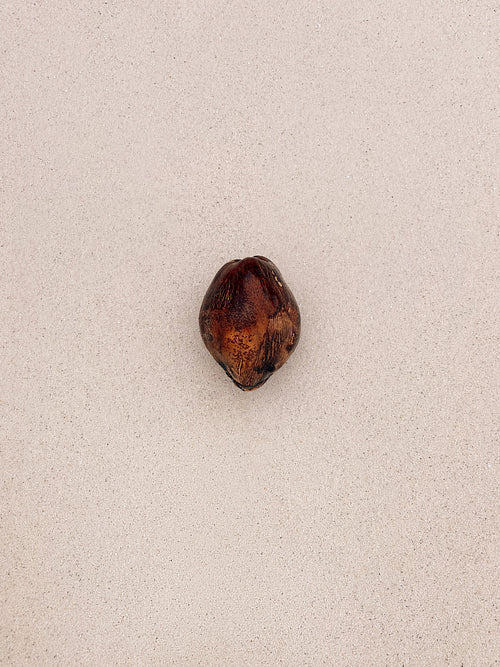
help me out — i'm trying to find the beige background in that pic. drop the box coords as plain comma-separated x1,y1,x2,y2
1,1,499,665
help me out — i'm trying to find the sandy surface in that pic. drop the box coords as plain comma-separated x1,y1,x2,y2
1,1,498,665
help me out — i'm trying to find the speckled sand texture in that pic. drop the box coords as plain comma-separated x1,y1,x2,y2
1,1,499,665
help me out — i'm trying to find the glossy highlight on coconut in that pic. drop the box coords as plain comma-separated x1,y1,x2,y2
199,256,300,390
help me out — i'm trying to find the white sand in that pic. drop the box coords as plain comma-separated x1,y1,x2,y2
1,1,498,665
